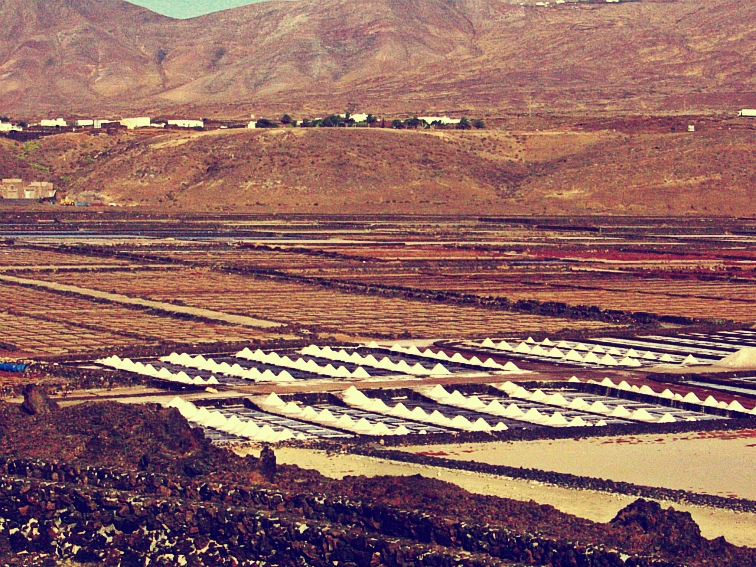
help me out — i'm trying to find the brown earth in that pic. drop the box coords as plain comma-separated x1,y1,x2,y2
3,118,756,215
3,0,756,117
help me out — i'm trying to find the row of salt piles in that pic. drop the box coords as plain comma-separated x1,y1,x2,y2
426,384,596,427
480,338,697,366
238,348,371,378
342,386,508,432
97,355,220,386
387,343,508,371
593,378,755,413
259,392,409,436
163,352,295,382
497,381,682,423
300,345,450,376
166,397,302,442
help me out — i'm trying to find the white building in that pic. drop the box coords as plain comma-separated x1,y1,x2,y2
94,120,113,129
419,116,462,125
247,121,257,129
40,118,67,127
0,123,21,132
120,117,151,129
167,119,204,129
738,109,756,117
76,119,94,127
340,113,369,123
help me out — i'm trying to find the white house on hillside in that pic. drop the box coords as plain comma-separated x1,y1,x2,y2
120,117,151,129
168,119,204,128
40,118,67,127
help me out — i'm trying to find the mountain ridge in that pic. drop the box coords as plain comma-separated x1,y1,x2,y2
2,0,756,117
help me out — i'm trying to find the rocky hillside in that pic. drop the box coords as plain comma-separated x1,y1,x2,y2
2,0,756,116
3,116,756,215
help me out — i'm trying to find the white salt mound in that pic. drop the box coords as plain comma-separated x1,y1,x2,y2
716,347,756,369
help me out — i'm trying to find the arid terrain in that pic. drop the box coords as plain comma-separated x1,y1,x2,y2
0,216,756,565
3,114,756,215
3,0,756,117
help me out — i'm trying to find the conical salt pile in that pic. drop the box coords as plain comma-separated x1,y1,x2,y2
657,413,677,424
343,386,370,406
683,392,702,404
204,411,228,429
503,361,520,372
449,415,473,430
410,406,429,420
522,408,547,423
469,418,492,432
544,393,569,406
703,395,719,408
502,404,524,418
370,422,392,436
600,377,616,388
315,409,337,423
336,414,357,430
389,403,413,418
630,408,655,422
529,389,547,402
568,397,590,411
567,416,589,427
716,347,756,369
282,402,302,414
545,412,569,426
485,400,507,416
262,393,286,407
394,425,411,435
239,421,261,438
562,349,583,362
497,340,513,351
583,352,602,364
482,338,496,348
493,422,509,431
514,342,532,354
351,367,371,379
462,395,487,410
640,385,657,396
427,384,451,400
430,363,451,376
728,400,748,412
589,401,610,414
427,410,450,425
368,398,390,413
354,418,374,433
659,389,675,399
446,390,467,406
681,355,700,366
609,405,632,418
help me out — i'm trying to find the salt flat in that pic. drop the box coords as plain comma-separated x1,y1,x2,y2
400,430,756,500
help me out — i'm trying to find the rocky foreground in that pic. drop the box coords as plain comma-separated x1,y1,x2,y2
0,390,754,566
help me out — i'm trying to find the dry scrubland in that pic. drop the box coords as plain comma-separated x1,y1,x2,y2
3,119,756,215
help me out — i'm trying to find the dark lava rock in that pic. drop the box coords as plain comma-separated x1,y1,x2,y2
260,444,276,481
20,385,58,416
611,498,703,553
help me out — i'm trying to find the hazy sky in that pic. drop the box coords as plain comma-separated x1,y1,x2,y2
126,0,264,19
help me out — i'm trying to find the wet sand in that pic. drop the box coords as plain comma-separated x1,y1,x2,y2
237,446,756,548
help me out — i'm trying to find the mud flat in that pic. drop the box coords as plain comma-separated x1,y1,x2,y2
237,446,756,548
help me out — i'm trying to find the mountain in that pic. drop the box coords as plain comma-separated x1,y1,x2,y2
2,0,756,117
